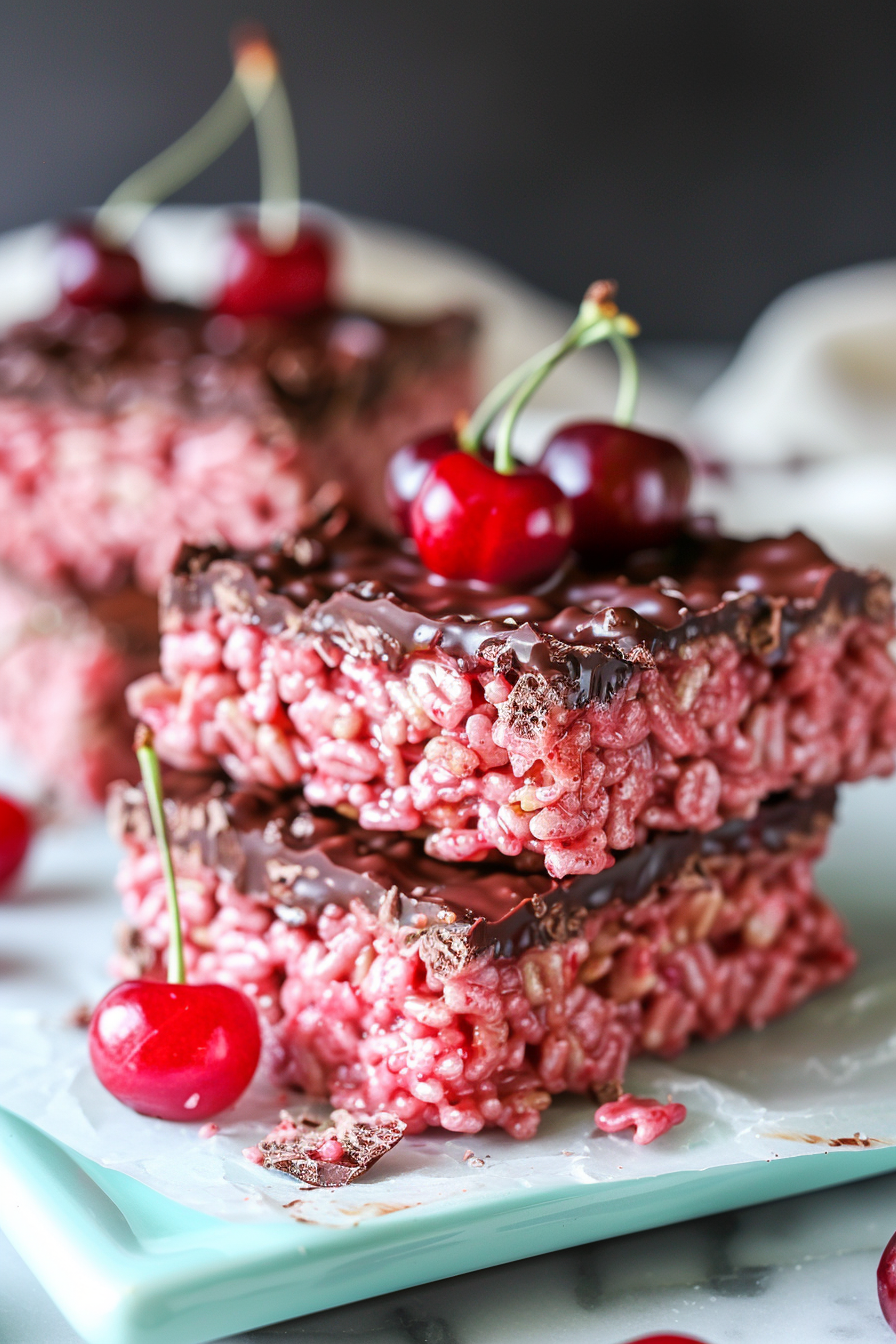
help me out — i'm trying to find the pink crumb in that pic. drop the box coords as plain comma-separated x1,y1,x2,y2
314,1138,345,1162
199,1122,219,1139
594,1093,687,1144
242,1144,264,1165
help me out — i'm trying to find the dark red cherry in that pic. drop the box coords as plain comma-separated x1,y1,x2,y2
217,222,330,317
410,451,572,585
89,980,261,1121
56,222,146,309
539,421,691,560
0,794,30,896
385,430,456,534
879,1230,896,1332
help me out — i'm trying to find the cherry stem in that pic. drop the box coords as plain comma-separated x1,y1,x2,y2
234,30,301,252
134,726,185,986
491,285,640,475
458,337,570,456
93,28,295,249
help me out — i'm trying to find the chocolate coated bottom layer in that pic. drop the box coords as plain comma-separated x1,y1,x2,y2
109,777,836,957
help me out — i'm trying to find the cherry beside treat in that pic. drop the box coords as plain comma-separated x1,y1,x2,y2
217,222,331,317
411,450,572,585
540,421,692,560
90,979,261,1122
0,794,30,896
89,728,261,1121
56,222,146,310
623,1335,709,1343
879,1230,896,1333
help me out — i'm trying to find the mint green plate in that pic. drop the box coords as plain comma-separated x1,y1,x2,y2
4,1103,896,1344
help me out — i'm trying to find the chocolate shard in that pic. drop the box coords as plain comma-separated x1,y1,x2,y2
259,1108,406,1187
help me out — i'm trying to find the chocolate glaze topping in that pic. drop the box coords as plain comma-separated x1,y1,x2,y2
110,777,837,958
165,524,893,706
0,301,476,431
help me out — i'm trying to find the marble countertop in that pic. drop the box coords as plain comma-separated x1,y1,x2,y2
3,1168,895,1343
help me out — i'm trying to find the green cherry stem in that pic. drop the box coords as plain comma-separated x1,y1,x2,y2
457,336,570,456
492,284,640,475
234,31,301,252
134,725,185,986
93,28,296,250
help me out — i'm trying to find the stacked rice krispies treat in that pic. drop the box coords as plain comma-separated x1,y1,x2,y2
112,515,896,1138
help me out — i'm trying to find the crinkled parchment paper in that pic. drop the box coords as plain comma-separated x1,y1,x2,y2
2,777,895,1226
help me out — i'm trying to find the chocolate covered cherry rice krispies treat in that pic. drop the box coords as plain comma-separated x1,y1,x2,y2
110,775,851,1139
128,522,896,879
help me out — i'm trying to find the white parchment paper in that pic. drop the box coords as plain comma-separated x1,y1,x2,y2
2,775,895,1226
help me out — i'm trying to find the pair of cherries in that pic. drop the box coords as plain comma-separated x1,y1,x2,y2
387,421,690,585
386,284,691,586
55,218,330,317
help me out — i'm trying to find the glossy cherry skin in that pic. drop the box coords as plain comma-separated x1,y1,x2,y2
217,222,331,317
385,430,456,534
89,980,261,1121
410,451,573,585
539,421,691,560
622,1335,708,1343
0,794,30,896
56,222,146,309
878,1230,896,1332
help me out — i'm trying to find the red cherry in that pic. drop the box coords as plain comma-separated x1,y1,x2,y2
89,980,261,1121
385,430,456,534
410,451,572,585
622,1336,708,1343
56,222,146,309
879,1230,896,1332
539,421,691,560
0,794,31,896
217,222,330,317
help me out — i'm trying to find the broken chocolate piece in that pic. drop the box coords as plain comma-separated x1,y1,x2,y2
258,1108,406,1186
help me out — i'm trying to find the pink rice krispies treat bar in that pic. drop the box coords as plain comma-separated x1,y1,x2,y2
0,572,156,801
109,778,852,1140
0,302,474,594
0,301,474,797
129,524,896,878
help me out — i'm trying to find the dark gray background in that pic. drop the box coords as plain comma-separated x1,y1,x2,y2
1,0,894,338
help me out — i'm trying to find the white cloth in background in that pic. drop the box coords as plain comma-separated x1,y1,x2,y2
688,261,896,572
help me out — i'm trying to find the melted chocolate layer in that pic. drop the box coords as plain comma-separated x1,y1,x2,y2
109,777,837,958
165,525,893,706
0,301,476,430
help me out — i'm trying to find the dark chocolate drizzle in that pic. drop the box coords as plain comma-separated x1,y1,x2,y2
165,525,893,707
109,777,837,958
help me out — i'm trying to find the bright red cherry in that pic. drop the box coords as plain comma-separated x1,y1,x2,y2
878,1230,896,1332
410,451,572,585
56,222,146,309
539,421,691,560
88,727,261,1121
0,794,30,896
385,430,456,534
622,1336,708,1343
217,222,330,317
89,980,261,1121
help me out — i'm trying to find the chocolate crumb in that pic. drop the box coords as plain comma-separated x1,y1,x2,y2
66,1002,93,1028
258,1107,406,1186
